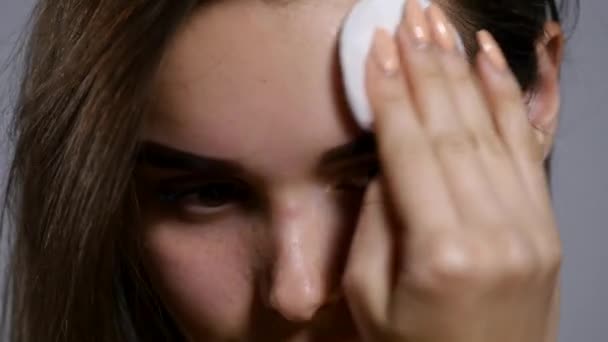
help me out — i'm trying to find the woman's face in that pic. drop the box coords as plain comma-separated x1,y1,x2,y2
138,0,370,340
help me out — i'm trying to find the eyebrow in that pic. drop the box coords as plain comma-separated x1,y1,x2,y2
136,142,245,174
319,132,376,165
136,132,377,172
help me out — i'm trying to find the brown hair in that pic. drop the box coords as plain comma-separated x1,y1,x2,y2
1,0,575,341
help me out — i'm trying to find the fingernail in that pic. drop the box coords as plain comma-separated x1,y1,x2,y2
477,30,508,70
403,0,431,48
427,4,457,53
371,29,400,76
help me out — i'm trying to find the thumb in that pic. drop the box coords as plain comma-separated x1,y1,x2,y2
343,179,395,341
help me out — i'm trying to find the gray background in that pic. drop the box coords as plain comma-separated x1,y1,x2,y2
1,0,606,341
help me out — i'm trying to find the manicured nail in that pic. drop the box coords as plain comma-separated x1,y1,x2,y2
477,30,508,70
403,0,431,48
427,4,457,53
371,29,400,76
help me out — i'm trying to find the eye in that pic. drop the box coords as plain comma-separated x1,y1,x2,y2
158,180,250,214
335,160,379,192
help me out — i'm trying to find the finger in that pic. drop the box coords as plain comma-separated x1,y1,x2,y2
366,28,459,235
397,2,501,222
426,5,495,137
399,1,463,135
427,6,530,217
343,180,393,340
476,30,553,217
475,31,560,274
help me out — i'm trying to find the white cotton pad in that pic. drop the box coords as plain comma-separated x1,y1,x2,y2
339,0,431,130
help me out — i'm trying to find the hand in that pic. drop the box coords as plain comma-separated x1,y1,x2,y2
342,2,561,342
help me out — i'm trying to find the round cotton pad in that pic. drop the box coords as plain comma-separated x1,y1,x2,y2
339,0,431,130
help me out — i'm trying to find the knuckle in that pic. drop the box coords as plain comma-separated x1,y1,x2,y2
432,131,477,155
417,58,445,82
493,74,523,99
477,131,506,155
522,220,563,277
383,129,426,160
537,239,563,276
444,56,472,84
549,244,563,267
380,83,409,106
407,239,483,293
494,85,525,114
497,100,526,122
501,237,538,282
377,96,408,118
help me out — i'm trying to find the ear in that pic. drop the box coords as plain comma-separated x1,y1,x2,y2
526,21,565,160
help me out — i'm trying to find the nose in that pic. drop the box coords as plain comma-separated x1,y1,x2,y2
268,189,350,322
269,237,326,322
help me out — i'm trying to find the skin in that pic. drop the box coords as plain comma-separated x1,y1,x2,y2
136,0,564,341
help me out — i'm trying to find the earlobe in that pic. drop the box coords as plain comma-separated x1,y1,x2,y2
525,21,564,158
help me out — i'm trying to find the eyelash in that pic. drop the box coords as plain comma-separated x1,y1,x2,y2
334,162,379,192
159,180,251,214
156,160,379,214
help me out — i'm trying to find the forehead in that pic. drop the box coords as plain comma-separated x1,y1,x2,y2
148,0,360,171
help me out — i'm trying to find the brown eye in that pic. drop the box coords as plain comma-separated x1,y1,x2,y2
159,180,249,209
192,182,246,207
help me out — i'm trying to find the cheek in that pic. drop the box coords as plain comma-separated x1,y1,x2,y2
142,217,257,338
